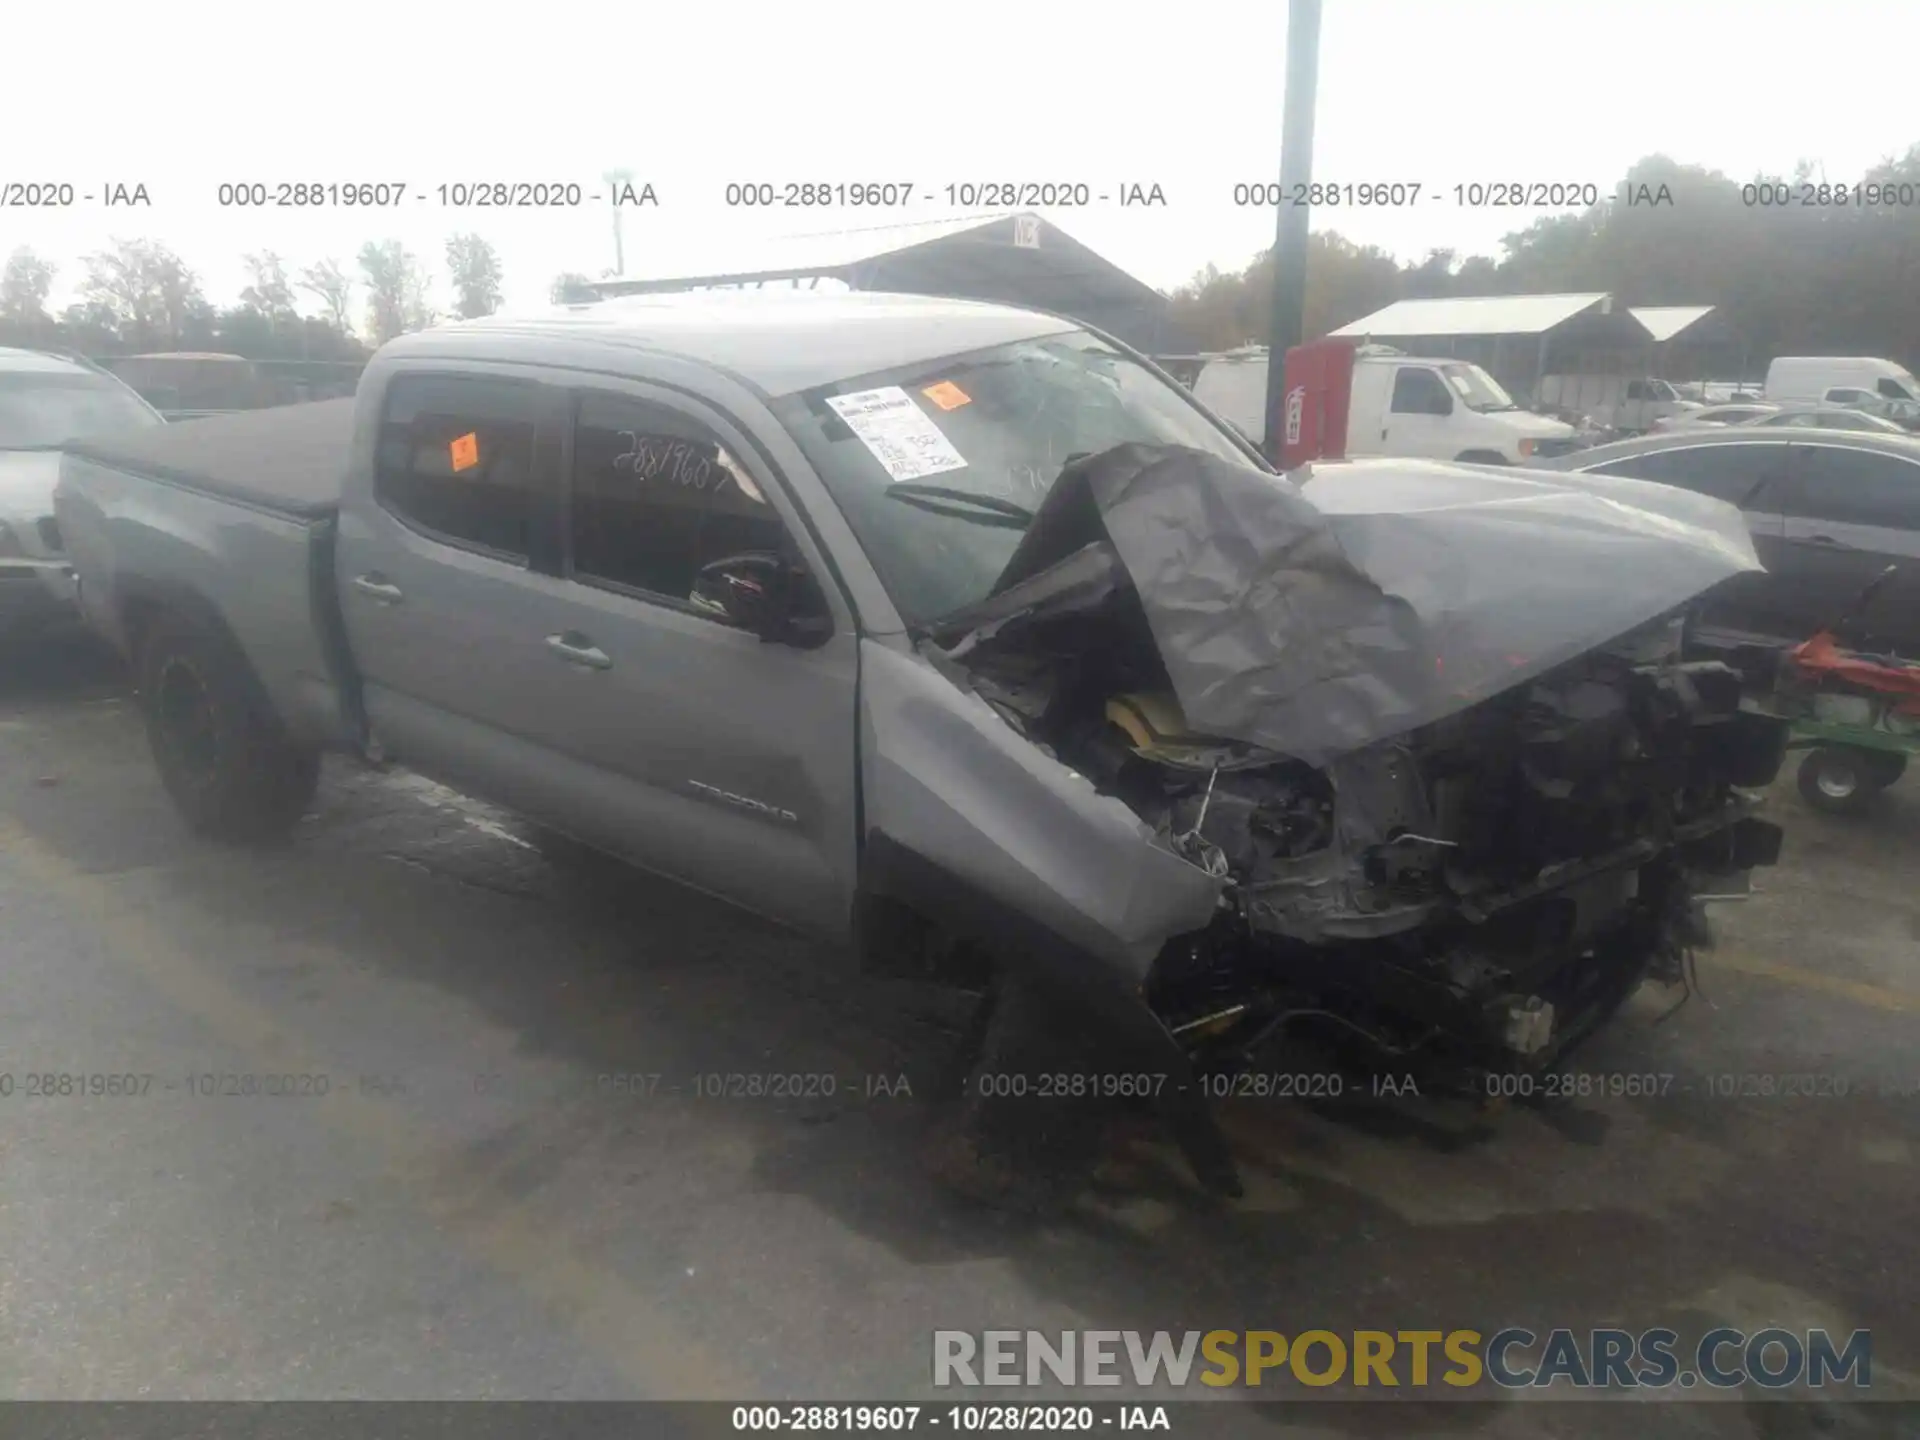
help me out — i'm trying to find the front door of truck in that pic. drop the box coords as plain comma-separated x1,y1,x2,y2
525,383,860,941
1380,365,1456,458
332,368,594,820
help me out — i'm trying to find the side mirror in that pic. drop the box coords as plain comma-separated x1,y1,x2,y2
692,551,832,646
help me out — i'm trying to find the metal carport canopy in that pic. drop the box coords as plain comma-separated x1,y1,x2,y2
1328,293,1612,338
582,212,1181,353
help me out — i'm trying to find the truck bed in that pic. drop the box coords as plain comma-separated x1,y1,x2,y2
64,397,353,518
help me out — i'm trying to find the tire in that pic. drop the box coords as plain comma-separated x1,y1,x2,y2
137,613,320,841
1861,749,1908,789
1454,450,1511,466
1796,747,1878,816
920,978,1116,1215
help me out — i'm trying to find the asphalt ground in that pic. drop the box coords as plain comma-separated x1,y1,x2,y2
1,630,1915,1437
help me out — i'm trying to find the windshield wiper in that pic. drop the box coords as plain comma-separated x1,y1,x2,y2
886,483,1035,527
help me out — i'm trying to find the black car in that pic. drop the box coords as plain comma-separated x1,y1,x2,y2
1534,428,1920,652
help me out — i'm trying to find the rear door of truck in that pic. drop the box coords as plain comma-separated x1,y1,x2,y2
332,367,601,822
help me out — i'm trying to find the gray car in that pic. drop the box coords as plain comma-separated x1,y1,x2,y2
0,346,165,643
1536,426,1920,650
1740,403,1910,435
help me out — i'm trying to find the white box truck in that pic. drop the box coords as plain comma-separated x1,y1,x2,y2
1191,346,1578,465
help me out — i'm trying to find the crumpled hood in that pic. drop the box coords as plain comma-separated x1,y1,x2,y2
957,445,1762,766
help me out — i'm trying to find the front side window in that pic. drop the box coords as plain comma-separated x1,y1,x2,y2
1878,377,1917,401
767,329,1252,626
1784,444,1920,528
1587,442,1786,507
374,374,541,559
569,392,787,606
0,371,164,449
1391,367,1453,416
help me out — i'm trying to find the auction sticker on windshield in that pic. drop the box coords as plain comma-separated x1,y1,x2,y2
826,386,967,482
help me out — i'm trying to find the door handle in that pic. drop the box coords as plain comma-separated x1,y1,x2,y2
1806,534,1843,547
545,632,612,670
351,574,405,604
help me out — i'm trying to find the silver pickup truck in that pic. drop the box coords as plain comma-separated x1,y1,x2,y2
56,291,1790,1204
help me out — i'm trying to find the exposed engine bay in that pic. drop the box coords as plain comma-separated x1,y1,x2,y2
925,446,1791,1085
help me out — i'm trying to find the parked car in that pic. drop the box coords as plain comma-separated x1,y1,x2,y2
1651,402,1780,432
1190,346,1579,463
1536,374,1704,433
1536,427,1920,654
1741,404,1910,434
1815,386,1920,431
1765,355,1920,407
0,346,165,645
56,292,1786,1201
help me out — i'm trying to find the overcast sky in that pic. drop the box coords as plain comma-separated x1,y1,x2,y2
8,0,1920,319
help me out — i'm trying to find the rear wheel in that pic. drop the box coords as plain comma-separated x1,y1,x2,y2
1455,450,1511,466
1861,749,1909,788
1797,747,1879,815
138,614,320,841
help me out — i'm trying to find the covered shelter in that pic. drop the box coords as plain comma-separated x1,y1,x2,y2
1327,293,1650,401
584,212,1187,355
1625,306,1749,388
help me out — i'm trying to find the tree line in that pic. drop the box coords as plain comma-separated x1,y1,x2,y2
0,235,603,362
15,146,1919,370
1169,148,1920,368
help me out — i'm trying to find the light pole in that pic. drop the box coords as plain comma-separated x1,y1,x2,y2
604,168,634,276
1263,0,1323,457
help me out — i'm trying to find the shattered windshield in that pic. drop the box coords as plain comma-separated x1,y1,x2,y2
769,330,1257,625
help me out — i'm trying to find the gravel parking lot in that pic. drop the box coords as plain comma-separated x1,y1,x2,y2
1,631,1915,1434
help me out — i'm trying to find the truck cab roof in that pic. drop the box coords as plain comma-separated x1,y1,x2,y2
407,290,1083,398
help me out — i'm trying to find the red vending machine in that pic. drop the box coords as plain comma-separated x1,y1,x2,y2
1271,336,1358,470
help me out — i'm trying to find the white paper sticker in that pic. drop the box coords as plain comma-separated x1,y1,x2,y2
825,386,968,482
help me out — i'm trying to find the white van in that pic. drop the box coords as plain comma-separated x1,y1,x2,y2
1764,356,1920,406
1192,347,1576,464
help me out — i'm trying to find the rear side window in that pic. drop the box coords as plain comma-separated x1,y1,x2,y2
569,392,788,605
1783,444,1920,528
1390,367,1450,415
375,374,542,559
1585,443,1785,507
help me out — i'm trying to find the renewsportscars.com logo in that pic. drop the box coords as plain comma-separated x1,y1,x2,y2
932,1328,1873,1392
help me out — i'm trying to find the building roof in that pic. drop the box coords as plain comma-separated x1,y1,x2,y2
585,211,1183,354
589,214,1034,290
1629,306,1717,343
1329,293,1612,339
412,289,1081,397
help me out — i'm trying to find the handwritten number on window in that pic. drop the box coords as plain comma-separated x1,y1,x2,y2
611,430,720,491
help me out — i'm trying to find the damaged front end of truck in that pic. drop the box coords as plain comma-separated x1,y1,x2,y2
858,445,1789,1203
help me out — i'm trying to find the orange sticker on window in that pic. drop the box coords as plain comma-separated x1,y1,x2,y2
449,432,479,472
922,381,971,411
